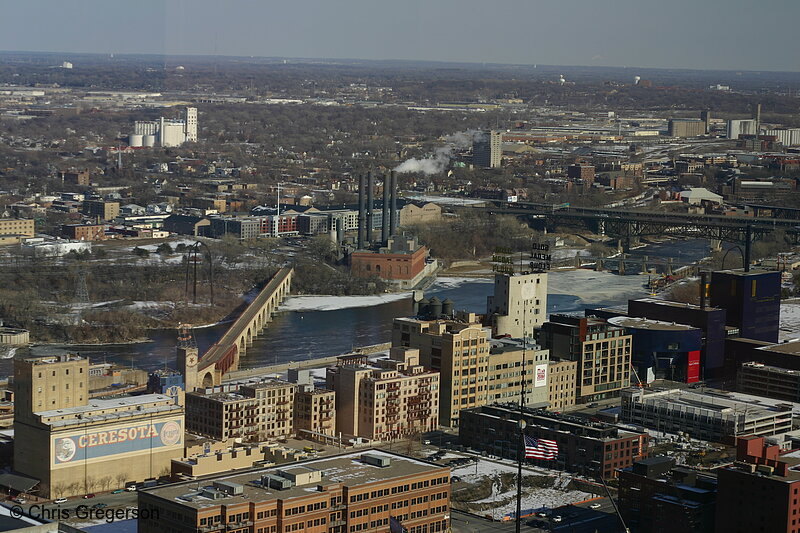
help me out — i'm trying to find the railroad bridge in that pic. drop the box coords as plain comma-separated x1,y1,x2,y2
192,267,293,388
486,201,800,251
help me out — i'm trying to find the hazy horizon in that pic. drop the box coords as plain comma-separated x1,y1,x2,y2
2,0,799,72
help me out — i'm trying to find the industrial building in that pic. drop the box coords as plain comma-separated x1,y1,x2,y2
138,451,451,533
13,354,184,498
486,271,548,339
185,378,296,442
618,457,717,533
765,127,800,146
716,436,800,533
538,314,632,403
459,404,648,479
727,118,757,140
668,119,706,138
326,349,439,441
620,388,793,441
131,107,197,147
350,235,436,289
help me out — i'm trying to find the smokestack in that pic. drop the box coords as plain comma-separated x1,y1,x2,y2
381,174,390,244
700,271,707,309
357,174,365,249
366,171,374,246
389,170,398,236
756,103,762,136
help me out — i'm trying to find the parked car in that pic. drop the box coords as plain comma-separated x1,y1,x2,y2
83,494,95,499
552,516,563,523
91,503,107,509
111,489,125,494
12,497,26,504
589,503,602,510
54,498,68,504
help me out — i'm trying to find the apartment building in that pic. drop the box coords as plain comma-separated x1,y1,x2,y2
326,348,439,441
538,314,632,403
294,387,336,438
82,199,120,221
392,313,489,427
186,379,296,442
548,359,578,411
139,451,451,533
485,338,550,407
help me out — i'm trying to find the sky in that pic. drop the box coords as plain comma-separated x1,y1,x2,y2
1,0,799,72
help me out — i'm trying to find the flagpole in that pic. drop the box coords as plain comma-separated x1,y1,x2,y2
516,305,528,533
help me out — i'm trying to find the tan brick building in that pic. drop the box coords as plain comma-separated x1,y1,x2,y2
326,348,439,441
82,200,120,221
547,359,578,411
392,313,489,427
186,379,295,442
399,202,442,227
0,218,35,242
139,451,451,533
486,338,550,406
13,354,184,498
294,387,336,438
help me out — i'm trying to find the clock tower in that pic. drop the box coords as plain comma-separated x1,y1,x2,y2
176,325,199,392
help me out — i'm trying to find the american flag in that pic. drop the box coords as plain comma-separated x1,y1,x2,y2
524,435,558,460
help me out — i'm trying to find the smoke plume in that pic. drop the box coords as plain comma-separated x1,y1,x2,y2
393,129,483,175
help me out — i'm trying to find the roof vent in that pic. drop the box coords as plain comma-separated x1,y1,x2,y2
262,474,293,490
361,453,391,468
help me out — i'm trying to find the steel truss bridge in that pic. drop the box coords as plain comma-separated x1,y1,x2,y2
486,201,800,250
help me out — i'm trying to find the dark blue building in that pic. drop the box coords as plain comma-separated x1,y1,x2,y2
608,316,703,383
147,369,184,395
710,269,780,343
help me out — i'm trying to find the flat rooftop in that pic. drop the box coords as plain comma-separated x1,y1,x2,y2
608,316,699,332
36,394,181,428
626,388,794,418
143,450,448,510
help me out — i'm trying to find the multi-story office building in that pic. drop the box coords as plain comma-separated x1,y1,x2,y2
547,359,577,411
82,199,120,221
186,379,296,442
737,362,800,403
473,130,502,168
14,354,184,498
538,314,632,403
326,349,439,441
459,404,648,479
208,216,263,240
0,218,35,239
618,457,717,533
138,451,451,533
716,436,800,533
486,271,548,339
620,387,793,441
392,313,490,427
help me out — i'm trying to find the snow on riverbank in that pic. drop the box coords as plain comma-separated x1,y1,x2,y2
279,293,411,312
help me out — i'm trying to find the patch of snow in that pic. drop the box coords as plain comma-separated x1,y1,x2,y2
430,276,493,290
549,269,648,305
780,303,800,342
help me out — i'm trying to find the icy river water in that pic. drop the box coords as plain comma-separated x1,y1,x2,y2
9,239,711,378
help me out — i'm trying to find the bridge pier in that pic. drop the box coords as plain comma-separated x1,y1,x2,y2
595,258,604,271
710,239,722,252
641,255,648,274
618,256,626,275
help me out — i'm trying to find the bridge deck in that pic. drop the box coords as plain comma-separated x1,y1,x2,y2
199,267,292,371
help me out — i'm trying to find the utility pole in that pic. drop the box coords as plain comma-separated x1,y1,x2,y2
515,306,529,533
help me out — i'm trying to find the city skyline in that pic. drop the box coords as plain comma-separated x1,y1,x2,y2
1,0,799,72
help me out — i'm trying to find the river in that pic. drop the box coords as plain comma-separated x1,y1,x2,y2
12,238,711,379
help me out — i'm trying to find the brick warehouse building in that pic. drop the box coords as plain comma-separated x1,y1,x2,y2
459,404,648,479
138,451,450,533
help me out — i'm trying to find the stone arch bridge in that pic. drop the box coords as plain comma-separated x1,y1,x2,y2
197,267,293,387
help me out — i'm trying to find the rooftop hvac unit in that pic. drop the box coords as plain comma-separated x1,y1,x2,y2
361,454,391,468
213,481,244,495
201,488,226,500
262,474,293,490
